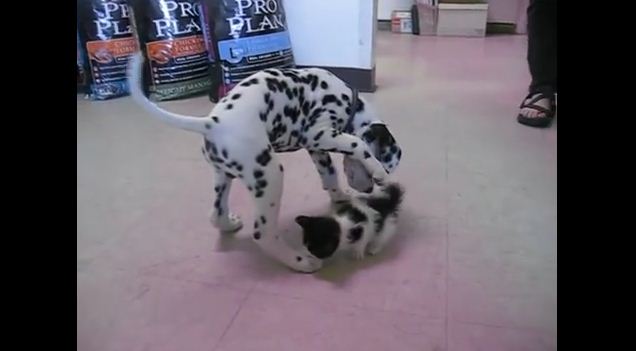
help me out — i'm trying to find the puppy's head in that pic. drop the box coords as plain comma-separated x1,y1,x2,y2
343,123,403,192
295,215,341,259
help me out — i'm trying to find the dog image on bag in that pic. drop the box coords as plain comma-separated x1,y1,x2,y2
295,182,404,262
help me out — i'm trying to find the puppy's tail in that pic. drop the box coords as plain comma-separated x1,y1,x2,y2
127,53,209,134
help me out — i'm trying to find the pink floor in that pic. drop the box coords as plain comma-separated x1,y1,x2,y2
77,32,557,351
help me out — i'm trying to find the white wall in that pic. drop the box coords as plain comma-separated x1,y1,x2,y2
285,0,377,70
487,0,523,24
378,0,413,20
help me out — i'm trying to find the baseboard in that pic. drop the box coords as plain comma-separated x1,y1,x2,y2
486,22,517,35
377,19,392,31
297,65,377,93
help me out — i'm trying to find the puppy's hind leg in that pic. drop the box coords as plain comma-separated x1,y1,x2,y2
247,150,322,273
209,169,243,233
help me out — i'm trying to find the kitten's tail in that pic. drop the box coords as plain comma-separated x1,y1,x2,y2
364,182,404,216
383,183,404,213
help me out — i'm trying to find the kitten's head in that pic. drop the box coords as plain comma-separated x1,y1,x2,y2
295,215,341,259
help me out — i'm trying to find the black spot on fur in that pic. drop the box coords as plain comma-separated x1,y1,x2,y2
279,164,284,172
341,94,350,102
226,104,233,110
240,78,259,87
337,203,368,223
351,142,358,148
264,93,271,103
253,232,261,240
296,256,302,262
363,151,371,159
265,69,280,76
321,81,328,89
222,149,228,159
254,169,264,178
255,190,264,198
347,227,363,243
266,77,285,92
256,149,272,166
231,94,241,100
285,88,293,100
205,123,211,129
356,100,365,112
307,74,318,91
322,94,339,106
260,216,267,224
313,130,324,141
256,179,268,189
212,116,219,123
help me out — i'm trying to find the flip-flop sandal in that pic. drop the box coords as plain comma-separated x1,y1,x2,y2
517,92,556,128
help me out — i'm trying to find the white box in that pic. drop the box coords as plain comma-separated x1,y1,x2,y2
436,3,489,37
391,10,413,34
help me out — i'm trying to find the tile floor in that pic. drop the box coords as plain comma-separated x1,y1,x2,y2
77,32,557,351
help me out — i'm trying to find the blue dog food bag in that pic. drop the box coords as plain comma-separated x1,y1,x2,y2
77,0,137,100
203,0,296,100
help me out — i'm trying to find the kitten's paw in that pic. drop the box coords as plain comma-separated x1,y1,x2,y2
351,248,366,261
366,244,382,256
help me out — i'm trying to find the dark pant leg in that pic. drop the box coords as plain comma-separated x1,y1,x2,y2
527,0,557,96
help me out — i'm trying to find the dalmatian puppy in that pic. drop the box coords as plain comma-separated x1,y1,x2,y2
127,53,402,273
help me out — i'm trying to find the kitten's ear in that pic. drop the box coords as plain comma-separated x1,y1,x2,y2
295,216,311,227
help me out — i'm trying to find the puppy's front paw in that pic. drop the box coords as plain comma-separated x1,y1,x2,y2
212,212,243,233
330,189,351,203
372,171,388,185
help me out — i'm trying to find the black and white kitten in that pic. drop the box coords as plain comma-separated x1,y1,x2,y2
295,182,404,261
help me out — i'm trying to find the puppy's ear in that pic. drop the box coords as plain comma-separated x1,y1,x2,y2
367,124,395,148
295,215,311,227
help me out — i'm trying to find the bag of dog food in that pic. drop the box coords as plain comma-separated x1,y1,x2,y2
77,31,86,94
203,0,296,100
131,0,213,101
77,0,138,100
